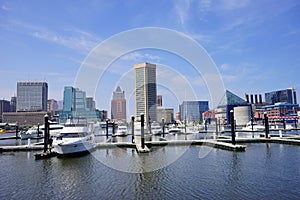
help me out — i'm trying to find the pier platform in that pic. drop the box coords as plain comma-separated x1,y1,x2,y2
135,143,150,153
0,136,21,140
34,151,57,159
2,136,300,154
0,144,43,152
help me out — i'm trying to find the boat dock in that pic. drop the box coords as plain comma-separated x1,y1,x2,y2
0,144,43,152
0,136,21,140
2,135,300,154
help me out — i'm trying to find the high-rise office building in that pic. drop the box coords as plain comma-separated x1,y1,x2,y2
179,101,209,122
265,88,297,105
47,99,58,112
16,82,48,112
134,62,157,124
111,86,126,121
156,95,162,107
0,100,10,122
10,96,17,112
59,86,98,121
86,97,96,111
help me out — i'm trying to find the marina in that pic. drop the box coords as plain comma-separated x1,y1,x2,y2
0,137,300,199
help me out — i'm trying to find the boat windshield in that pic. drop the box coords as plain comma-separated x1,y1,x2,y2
57,132,87,139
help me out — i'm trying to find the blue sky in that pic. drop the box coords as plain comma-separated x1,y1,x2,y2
1,0,300,115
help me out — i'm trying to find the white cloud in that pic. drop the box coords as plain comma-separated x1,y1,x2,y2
220,63,230,70
120,52,161,62
4,20,101,54
173,0,191,27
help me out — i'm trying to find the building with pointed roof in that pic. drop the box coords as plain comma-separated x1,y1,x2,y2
111,86,127,122
214,90,251,125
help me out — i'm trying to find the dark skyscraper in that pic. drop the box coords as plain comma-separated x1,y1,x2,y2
265,88,297,105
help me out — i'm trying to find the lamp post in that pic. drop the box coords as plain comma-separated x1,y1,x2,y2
230,110,236,145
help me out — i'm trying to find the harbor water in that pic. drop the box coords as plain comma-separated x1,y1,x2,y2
1,131,300,199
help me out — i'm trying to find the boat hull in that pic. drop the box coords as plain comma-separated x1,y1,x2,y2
54,137,95,155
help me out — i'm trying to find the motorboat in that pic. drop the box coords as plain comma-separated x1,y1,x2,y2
20,126,43,140
53,118,95,155
40,121,64,137
150,122,162,135
242,121,265,131
168,124,181,134
116,124,128,136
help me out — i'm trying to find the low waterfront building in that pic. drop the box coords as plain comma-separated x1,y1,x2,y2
2,111,47,125
260,103,299,118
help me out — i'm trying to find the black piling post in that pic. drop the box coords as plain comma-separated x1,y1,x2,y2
184,119,187,134
112,122,115,136
15,122,18,138
283,119,286,130
43,114,49,153
106,119,109,139
230,110,236,145
131,116,135,143
141,113,145,149
162,118,165,138
264,112,269,138
37,123,40,137
215,118,218,138
295,119,297,129
251,117,254,138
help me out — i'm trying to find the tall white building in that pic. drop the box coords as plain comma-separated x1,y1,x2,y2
134,62,157,124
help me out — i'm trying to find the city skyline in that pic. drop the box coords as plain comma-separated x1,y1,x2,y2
1,1,300,112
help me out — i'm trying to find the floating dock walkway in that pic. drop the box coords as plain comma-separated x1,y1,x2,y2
0,144,43,152
2,136,300,153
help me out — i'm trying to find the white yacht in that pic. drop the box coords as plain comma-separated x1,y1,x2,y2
53,119,95,155
242,121,265,131
150,122,162,135
168,124,181,134
116,125,128,136
40,121,64,137
20,126,43,140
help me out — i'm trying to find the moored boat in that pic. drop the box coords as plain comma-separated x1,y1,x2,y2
20,126,43,140
242,121,265,131
150,122,162,135
168,124,181,134
53,118,95,155
116,124,128,136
